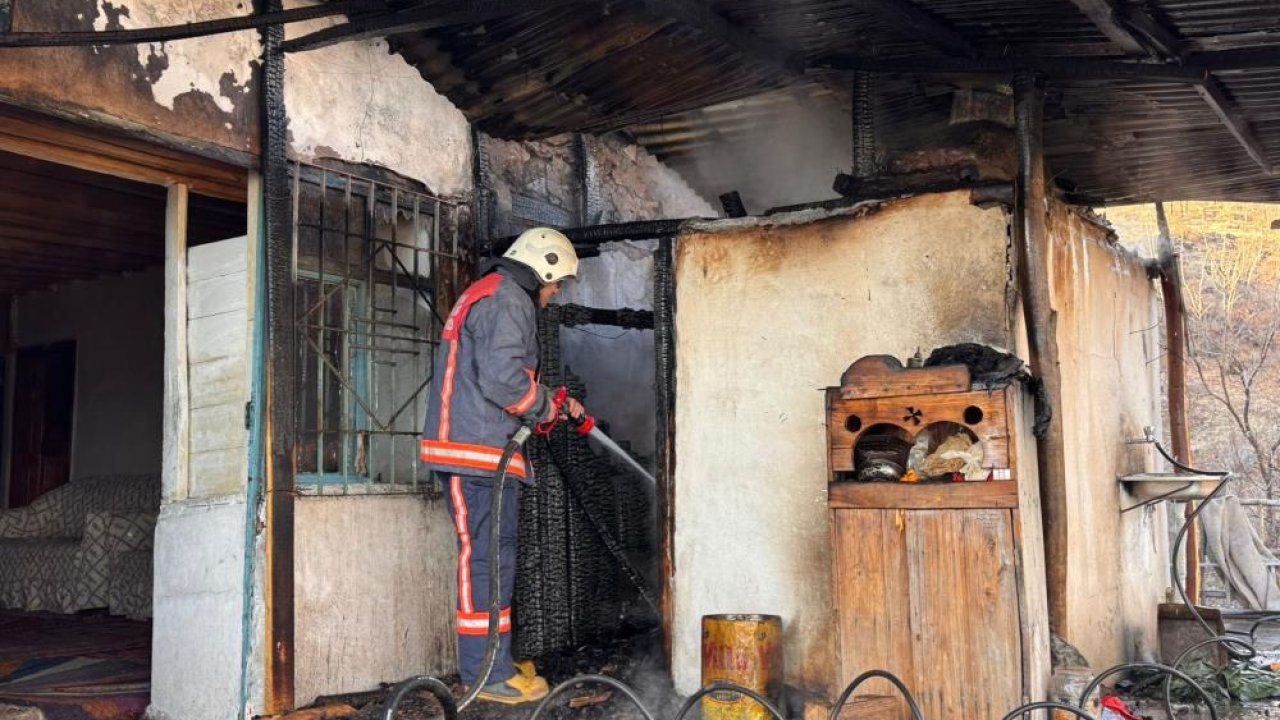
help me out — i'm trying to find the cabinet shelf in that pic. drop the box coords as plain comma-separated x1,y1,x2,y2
829,479,1018,509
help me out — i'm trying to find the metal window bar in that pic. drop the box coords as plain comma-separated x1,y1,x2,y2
289,161,462,494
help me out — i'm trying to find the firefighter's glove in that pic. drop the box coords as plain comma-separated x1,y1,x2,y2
534,386,569,436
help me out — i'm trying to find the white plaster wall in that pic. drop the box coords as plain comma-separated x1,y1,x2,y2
671,192,1014,695
15,269,164,479
294,494,458,704
150,497,249,720
284,2,473,197
1048,205,1168,669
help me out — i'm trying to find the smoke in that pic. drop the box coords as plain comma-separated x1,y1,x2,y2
666,88,853,215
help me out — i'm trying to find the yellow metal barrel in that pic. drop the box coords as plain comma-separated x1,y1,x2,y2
701,614,783,720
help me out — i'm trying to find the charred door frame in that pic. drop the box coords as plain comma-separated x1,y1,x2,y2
654,235,678,664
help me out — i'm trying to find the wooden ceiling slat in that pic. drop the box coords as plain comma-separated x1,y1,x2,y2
0,215,163,252
0,187,164,236
0,255,138,275
0,240,158,266
0,105,247,202
0,149,173,201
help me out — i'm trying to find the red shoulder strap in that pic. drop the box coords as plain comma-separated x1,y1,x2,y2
441,273,503,341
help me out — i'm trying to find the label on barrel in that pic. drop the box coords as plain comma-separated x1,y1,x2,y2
702,616,783,720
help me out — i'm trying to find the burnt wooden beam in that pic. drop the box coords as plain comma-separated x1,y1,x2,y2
636,0,805,76
1193,78,1274,174
814,55,1203,83
283,0,583,53
1066,0,1272,175
849,0,977,58
1193,46,1280,72
1065,0,1179,58
546,303,655,330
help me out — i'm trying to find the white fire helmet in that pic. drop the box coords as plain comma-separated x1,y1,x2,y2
504,227,579,284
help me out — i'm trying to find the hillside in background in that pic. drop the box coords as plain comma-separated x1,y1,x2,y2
1105,202,1280,543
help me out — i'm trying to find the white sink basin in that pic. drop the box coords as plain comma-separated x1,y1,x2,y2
1119,473,1225,502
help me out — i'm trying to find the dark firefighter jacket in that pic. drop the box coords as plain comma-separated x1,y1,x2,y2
419,259,556,482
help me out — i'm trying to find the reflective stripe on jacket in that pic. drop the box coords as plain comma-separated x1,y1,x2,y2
420,265,554,482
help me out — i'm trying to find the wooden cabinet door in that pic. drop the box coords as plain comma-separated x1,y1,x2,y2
903,509,1022,720
833,508,1023,720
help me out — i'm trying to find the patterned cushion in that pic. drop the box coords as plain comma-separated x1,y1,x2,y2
0,539,81,612
75,512,158,611
108,550,154,620
0,474,159,540
0,475,158,614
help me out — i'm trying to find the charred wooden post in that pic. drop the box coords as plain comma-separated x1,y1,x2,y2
853,71,876,179
1014,72,1069,635
260,0,296,710
1156,202,1200,604
719,191,747,218
654,236,677,667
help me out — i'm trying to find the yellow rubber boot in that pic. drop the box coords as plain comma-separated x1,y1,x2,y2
475,672,550,705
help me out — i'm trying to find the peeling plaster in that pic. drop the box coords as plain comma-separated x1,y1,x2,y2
93,0,257,116
284,10,473,197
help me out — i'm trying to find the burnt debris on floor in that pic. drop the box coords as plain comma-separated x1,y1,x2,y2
347,629,674,720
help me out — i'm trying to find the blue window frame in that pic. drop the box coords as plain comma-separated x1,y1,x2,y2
296,273,369,485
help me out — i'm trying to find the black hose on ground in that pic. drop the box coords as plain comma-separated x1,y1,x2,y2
382,423,532,719
1081,660,1218,720
1000,701,1099,720
672,682,787,720
828,669,925,720
380,677,458,720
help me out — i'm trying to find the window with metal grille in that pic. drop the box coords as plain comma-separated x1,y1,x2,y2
291,162,462,493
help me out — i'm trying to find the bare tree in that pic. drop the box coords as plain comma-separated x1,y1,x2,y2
1183,222,1280,543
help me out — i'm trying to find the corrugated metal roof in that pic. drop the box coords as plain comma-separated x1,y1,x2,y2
383,0,1280,204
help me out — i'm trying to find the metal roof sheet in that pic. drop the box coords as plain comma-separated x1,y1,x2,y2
379,0,1280,204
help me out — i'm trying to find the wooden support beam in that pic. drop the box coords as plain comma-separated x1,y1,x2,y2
1156,202,1200,605
1194,46,1280,71
849,0,978,58
1194,78,1275,175
0,106,247,201
815,55,1203,83
163,183,190,504
283,0,582,53
1064,0,1273,175
1065,0,1172,57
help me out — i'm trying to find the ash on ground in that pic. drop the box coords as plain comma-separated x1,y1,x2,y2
347,629,677,720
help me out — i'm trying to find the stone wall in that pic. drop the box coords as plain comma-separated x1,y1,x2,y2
479,132,715,239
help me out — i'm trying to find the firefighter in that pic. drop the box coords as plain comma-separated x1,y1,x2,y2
420,227,584,704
